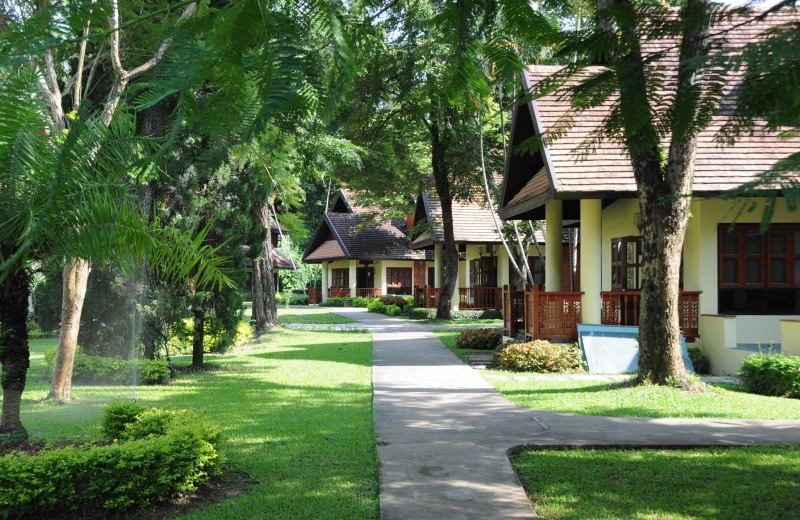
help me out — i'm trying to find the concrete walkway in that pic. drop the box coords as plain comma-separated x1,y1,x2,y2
331,308,800,520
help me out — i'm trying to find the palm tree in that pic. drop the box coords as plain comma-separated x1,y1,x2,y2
0,69,230,438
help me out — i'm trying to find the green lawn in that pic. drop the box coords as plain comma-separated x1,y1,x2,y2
433,330,800,420
511,445,800,520
410,317,503,327
11,330,378,519
277,307,356,325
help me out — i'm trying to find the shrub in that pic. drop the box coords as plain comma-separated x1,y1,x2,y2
452,309,502,320
496,340,584,372
125,409,194,440
380,296,409,308
407,307,437,320
385,304,402,316
101,401,148,440
455,328,503,350
688,347,710,374
321,297,346,307
277,292,310,305
740,352,800,398
0,410,221,517
45,347,170,385
352,296,377,308
367,301,387,314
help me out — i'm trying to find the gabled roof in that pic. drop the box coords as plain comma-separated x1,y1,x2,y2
500,7,800,220
303,211,431,263
409,176,551,249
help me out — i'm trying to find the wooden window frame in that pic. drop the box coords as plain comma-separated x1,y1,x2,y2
331,268,349,288
386,267,412,288
718,224,799,289
470,256,498,287
611,236,642,291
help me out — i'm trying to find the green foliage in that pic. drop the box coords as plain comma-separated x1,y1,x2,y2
322,297,346,307
0,409,220,517
496,340,584,373
31,263,63,332
688,347,710,374
384,304,402,316
351,296,377,308
276,292,310,305
455,328,503,350
367,301,386,314
78,266,139,357
124,409,194,441
407,307,438,320
453,309,502,320
740,352,800,398
100,401,148,440
44,347,170,385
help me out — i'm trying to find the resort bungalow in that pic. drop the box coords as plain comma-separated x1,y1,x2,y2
302,189,433,302
499,13,800,373
409,183,575,312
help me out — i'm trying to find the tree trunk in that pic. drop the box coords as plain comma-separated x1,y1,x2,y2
251,251,267,334
607,0,709,386
192,306,205,368
430,121,458,320
0,247,31,438
47,258,89,402
258,206,280,329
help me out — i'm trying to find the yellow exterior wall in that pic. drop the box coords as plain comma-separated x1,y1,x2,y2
700,315,752,375
781,320,800,356
599,197,799,344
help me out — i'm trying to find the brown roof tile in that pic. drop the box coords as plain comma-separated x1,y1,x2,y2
506,8,799,207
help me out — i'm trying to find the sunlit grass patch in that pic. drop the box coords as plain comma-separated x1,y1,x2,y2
511,445,800,520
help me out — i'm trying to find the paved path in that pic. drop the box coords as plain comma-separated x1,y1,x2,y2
331,308,800,520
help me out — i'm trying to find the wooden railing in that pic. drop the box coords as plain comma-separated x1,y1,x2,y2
413,285,443,308
600,291,701,341
329,286,350,298
524,284,584,341
307,287,321,304
356,288,381,298
502,285,525,336
459,287,502,309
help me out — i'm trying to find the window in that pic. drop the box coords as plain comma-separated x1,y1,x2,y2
470,256,498,287
386,267,412,295
611,236,642,290
331,268,349,288
510,257,544,290
718,224,800,314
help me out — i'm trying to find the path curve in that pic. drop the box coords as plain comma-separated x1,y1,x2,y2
332,308,800,520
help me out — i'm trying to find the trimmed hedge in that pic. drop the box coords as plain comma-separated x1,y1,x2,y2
740,352,800,398
496,340,584,372
352,297,378,308
455,328,503,350
45,347,170,385
405,307,503,320
321,296,346,307
276,292,310,305
379,296,410,308
0,405,221,517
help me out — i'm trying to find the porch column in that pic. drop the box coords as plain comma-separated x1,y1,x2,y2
434,244,443,287
580,199,602,324
321,262,329,302
545,200,563,291
375,261,385,297
349,260,357,298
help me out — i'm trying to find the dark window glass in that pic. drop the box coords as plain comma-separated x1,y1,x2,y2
745,259,761,284
746,229,761,254
770,230,786,254
722,259,738,284
722,231,738,254
770,259,787,284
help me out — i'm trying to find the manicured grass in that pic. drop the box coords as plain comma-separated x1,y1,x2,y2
432,330,800,420
489,374,800,420
9,330,378,519
277,307,356,325
413,318,503,327
511,445,800,520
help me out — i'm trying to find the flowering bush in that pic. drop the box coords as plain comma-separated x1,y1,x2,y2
495,340,584,372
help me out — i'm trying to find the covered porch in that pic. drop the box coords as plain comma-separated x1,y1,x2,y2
501,199,701,342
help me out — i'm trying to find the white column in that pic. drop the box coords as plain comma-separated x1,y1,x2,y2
349,260,357,298
545,200,563,291
580,199,602,324
374,261,385,297
434,244,443,288
321,262,329,302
